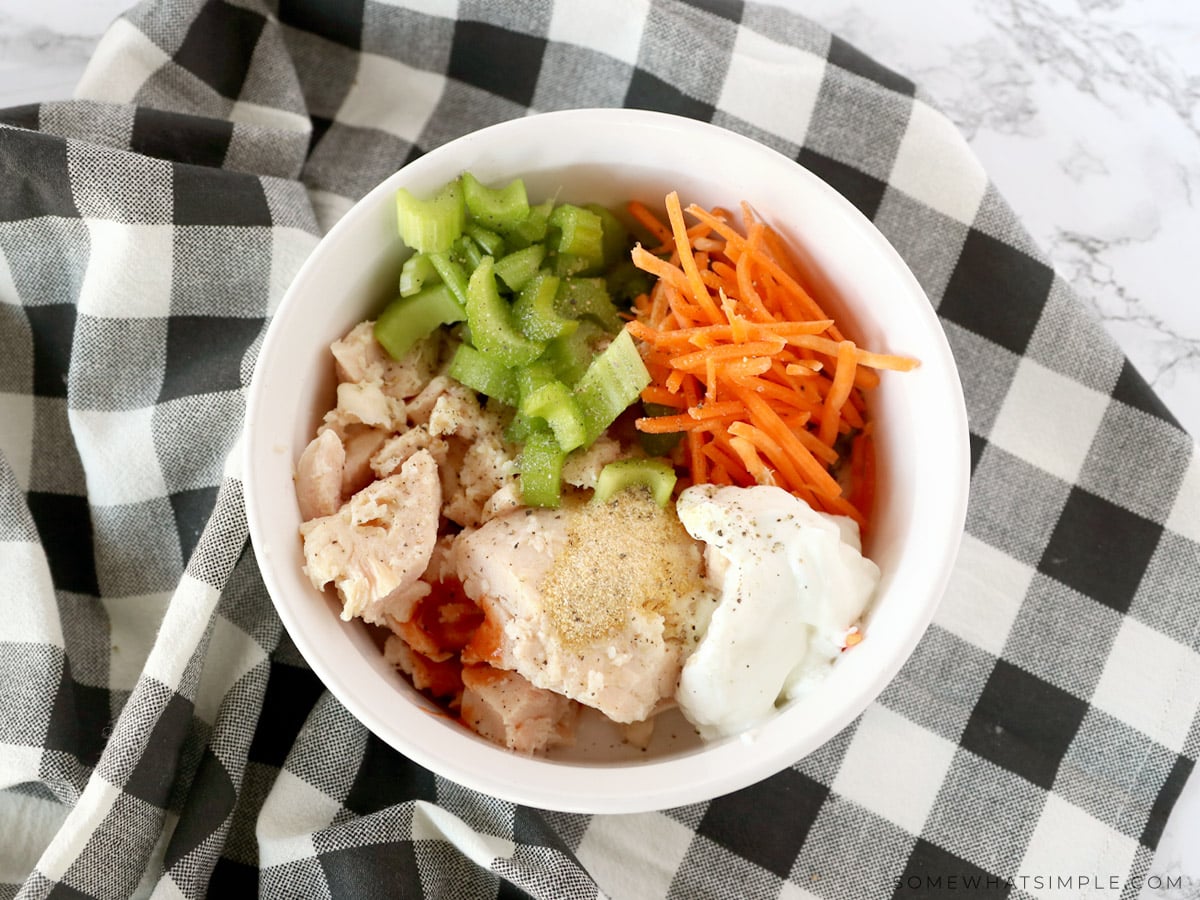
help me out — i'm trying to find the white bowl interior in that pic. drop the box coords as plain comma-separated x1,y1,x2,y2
244,109,969,813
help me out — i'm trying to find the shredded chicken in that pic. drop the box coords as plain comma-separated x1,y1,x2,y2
460,665,578,754
300,449,441,625
295,429,344,521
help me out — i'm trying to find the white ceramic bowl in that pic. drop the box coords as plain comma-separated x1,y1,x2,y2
244,108,969,814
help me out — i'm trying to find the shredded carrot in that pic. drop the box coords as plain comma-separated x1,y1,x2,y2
626,194,919,530
627,200,672,247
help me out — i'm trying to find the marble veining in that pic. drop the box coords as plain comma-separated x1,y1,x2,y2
1,0,1198,893
798,0,1200,443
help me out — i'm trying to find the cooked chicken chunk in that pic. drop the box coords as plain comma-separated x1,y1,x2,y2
371,424,449,479
455,493,715,724
322,381,406,435
340,425,390,497
460,665,578,754
300,449,441,625
331,321,442,399
295,428,344,521
385,635,464,703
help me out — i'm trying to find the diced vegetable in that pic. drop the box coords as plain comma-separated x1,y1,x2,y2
549,204,604,269
503,197,554,247
374,284,465,360
584,203,632,268
555,277,623,332
514,272,577,341
637,402,684,457
399,253,440,297
385,173,669,507
574,329,651,445
464,257,545,368
448,342,519,407
462,172,530,232
540,321,601,387
520,379,586,453
454,233,483,270
428,251,470,307
493,245,546,292
466,223,506,258
625,191,918,528
593,458,678,507
518,428,566,508
396,179,465,254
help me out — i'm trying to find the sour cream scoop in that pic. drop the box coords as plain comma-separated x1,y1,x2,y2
675,484,881,740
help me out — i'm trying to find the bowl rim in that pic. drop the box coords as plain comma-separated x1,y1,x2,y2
243,107,971,813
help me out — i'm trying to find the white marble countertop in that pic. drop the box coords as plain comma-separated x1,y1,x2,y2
2,0,1197,893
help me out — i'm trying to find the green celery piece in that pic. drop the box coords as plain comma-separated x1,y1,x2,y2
574,329,651,445
504,197,554,248
373,284,465,361
638,402,684,457
606,258,654,306
514,272,578,341
555,277,623,332
396,179,465,254
552,252,596,278
399,253,440,297
504,411,540,444
461,172,530,232
520,379,586,453
549,204,604,270
541,320,601,386
448,342,519,407
584,203,632,268
466,223,506,258
493,245,546,292
427,251,470,307
465,256,545,367
593,458,678,507
454,234,483,271
516,361,556,401
518,427,566,508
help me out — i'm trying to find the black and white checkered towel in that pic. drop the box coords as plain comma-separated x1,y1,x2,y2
2,1,1197,897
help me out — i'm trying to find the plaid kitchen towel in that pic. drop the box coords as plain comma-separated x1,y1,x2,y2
1,0,1198,898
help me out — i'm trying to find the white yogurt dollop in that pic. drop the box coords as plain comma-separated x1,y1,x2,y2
674,484,880,740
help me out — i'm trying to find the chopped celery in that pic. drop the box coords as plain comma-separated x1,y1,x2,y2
541,320,601,386
493,244,546,292
396,179,465,254
555,277,623,332
465,256,545,367
427,252,470,307
638,402,684,457
584,203,632,268
593,458,678,507
448,342,519,406
574,329,651,445
515,361,556,400
462,172,530,232
466,223,506,258
518,428,565,508
549,204,605,273
389,173,657,502
504,411,540,444
520,379,586,453
514,272,578,341
504,197,554,247
399,253,440,297
552,252,596,278
374,284,465,361
454,234,483,271
606,259,654,306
